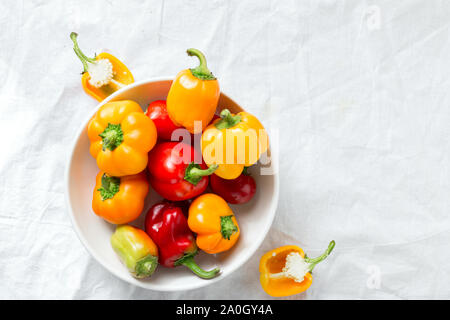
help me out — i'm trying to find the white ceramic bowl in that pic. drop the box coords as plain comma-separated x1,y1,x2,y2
65,78,279,291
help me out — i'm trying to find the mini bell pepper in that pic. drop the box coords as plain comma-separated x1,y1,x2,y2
145,100,182,141
147,141,217,201
145,201,220,279
111,225,158,278
210,167,257,204
70,32,134,101
92,170,149,224
201,109,269,180
88,100,157,176
259,241,335,297
167,48,219,134
188,193,240,254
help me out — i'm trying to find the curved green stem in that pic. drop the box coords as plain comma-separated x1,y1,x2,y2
70,32,96,73
184,162,218,185
214,109,241,130
187,48,216,80
305,240,335,272
178,256,220,279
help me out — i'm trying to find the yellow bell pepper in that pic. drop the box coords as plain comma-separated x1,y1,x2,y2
92,170,149,224
259,241,335,297
201,109,269,179
167,48,219,134
188,193,240,254
70,32,134,101
87,100,157,176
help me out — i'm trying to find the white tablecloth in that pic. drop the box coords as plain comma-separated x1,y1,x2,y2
1,0,449,299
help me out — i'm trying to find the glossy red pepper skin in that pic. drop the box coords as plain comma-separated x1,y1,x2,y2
145,202,196,267
209,114,220,124
147,142,215,201
145,100,181,141
210,171,257,204
144,201,220,278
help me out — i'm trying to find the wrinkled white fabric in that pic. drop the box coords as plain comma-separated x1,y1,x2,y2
0,0,449,299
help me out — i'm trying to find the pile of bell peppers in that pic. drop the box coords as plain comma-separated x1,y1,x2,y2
82,46,265,281
76,36,333,296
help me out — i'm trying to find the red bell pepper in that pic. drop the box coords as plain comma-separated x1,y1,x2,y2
147,141,217,201
145,201,220,279
145,100,182,141
210,167,257,204
209,114,220,124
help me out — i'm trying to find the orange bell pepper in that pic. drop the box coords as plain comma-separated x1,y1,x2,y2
70,32,134,101
259,241,335,297
87,100,157,176
188,193,240,254
166,48,219,134
92,170,149,224
201,109,269,179
110,225,158,278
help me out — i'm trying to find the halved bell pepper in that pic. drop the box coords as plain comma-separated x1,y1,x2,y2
259,241,335,297
87,100,157,176
111,225,158,278
92,170,149,224
167,48,219,134
70,32,134,101
188,193,240,254
201,109,269,179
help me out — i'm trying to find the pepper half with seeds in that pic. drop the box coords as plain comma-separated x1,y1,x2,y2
259,241,335,297
70,32,134,101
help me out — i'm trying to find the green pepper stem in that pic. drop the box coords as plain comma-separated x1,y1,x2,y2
70,32,96,73
98,174,120,200
180,256,220,279
184,162,218,185
188,164,218,177
220,215,238,240
99,123,124,151
134,255,158,278
214,109,241,130
305,240,335,272
187,48,216,80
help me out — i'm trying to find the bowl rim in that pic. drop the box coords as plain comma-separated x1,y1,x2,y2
64,77,279,292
